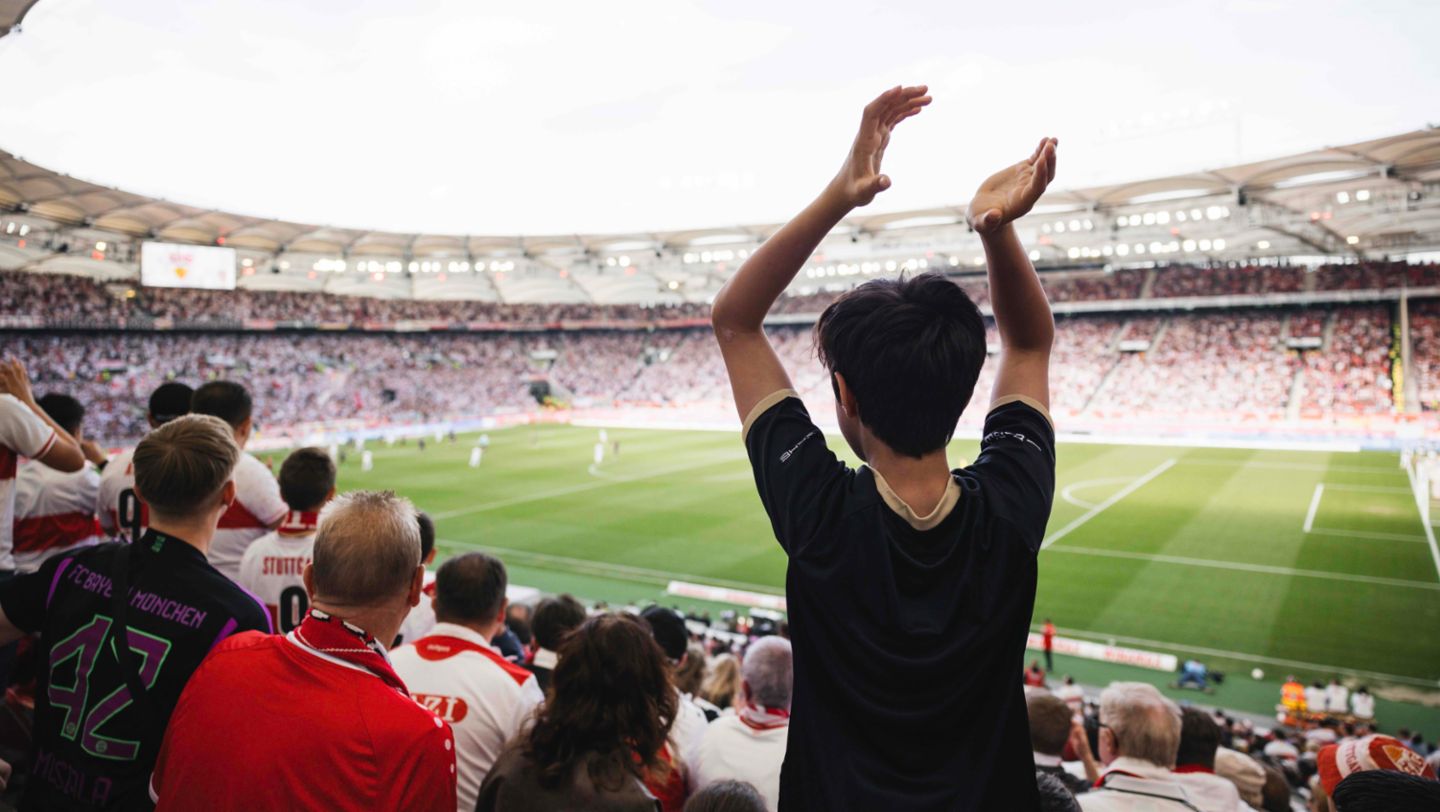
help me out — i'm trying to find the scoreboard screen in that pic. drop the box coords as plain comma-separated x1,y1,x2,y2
140,241,237,290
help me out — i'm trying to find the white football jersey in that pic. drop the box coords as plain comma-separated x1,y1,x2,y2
396,570,438,646
13,459,103,573
0,395,60,571
237,511,320,633
96,446,139,538
207,453,288,582
391,623,543,812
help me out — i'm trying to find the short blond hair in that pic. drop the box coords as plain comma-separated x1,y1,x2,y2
312,491,421,606
133,415,240,519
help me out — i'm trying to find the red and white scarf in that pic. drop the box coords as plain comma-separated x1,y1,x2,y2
738,702,790,732
293,609,408,696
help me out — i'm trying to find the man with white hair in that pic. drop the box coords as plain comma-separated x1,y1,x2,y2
150,490,456,810
693,636,793,811
1080,682,1199,811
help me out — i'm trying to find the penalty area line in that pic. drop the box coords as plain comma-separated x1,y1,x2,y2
1042,459,1177,550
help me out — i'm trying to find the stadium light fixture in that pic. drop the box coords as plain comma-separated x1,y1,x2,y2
1346,235,1360,245
95,241,107,251
1116,244,1130,256
1182,239,1197,252
1336,191,1350,204
1256,240,1271,250
1199,239,1211,251
1190,208,1203,220
1156,211,1170,225
1355,189,1371,202
1214,238,1226,250
1176,210,1187,222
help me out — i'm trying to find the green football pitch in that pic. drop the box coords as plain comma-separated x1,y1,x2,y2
317,423,1440,724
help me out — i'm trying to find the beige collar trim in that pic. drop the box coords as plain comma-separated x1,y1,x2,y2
869,467,961,531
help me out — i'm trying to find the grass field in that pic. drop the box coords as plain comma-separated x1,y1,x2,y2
321,422,1440,723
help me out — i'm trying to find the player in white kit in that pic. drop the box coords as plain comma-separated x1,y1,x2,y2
96,381,193,539
190,381,287,581
238,447,336,632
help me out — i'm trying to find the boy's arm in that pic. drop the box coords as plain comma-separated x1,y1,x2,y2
968,138,1059,411
711,85,931,423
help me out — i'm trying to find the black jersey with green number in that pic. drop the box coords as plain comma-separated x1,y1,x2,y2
744,393,1056,812
0,531,270,811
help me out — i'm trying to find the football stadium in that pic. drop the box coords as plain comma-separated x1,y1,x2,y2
1,0,1439,809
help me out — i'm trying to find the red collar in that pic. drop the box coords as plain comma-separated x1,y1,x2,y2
278,510,320,536
293,610,408,695
1173,764,1214,774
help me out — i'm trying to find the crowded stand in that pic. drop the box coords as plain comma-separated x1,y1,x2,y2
1414,301,1440,412
1151,264,1305,298
1297,308,1395,416
4,299,1426,445
3,261,1438,331
1092,313,1299,418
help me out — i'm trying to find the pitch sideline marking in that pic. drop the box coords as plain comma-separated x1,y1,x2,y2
1042,459,1177,550
1306,527,1428,544
433,453,737,520
1302,483,1324,533
1047,545,1440,592
437,537,785,596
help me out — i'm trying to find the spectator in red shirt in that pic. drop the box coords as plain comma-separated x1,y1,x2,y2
1024,660,1048,689
1043,618,1057,672
150,490,456,811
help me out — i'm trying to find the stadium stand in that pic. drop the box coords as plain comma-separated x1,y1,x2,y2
4,293,1435,444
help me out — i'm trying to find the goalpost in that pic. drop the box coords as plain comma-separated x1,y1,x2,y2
1401,445,1440,578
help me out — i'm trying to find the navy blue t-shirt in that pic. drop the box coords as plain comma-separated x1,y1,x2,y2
745,393,1056,811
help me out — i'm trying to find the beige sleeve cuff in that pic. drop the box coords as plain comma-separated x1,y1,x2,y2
988,394,1055,431
741,389,801,442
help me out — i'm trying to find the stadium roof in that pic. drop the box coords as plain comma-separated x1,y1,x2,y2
4,128,1437,260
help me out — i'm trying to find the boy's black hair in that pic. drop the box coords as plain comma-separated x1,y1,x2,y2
191,381,253,429
277,447,336,512
532,594,587,652
416,511,436,560
815,272,987,458
37,393,85,436
148,382,194,424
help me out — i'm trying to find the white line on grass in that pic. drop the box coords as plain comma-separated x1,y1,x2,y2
1303,484,1324,533
1058,477,1140,511
437,537,785,596
1042,459,1177,550
1178,459,1405,476
1319,483,1413,494
1051,626,1439,689
1403,462,1440,582
1046,545,1440,591
433,454,737,520
1306,528,1428,544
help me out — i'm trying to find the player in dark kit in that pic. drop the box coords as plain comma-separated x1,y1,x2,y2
710,86,1058,810
0,415,271,811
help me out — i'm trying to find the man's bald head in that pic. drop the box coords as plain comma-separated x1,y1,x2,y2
311,491,421,607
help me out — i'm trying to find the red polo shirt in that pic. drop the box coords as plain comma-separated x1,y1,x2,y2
150,621,456,811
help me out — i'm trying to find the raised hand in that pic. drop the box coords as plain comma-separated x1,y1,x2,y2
829,85,931,209
0,359,36,405
968,137,1058,234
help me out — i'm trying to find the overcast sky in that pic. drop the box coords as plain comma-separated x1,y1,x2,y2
1,0,1436,235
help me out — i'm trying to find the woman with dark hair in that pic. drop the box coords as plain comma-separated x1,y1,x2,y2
476,612,684,812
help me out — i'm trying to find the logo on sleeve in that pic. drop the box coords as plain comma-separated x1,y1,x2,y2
983,430,1045,454
779,431,816,464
